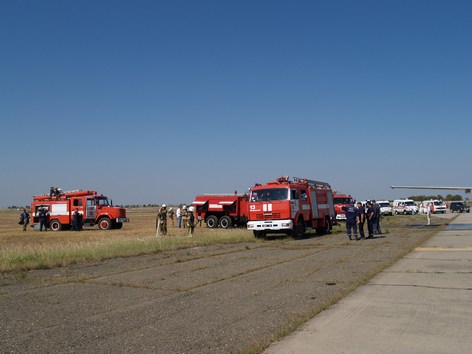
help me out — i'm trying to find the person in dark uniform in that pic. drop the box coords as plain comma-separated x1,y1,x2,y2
356,202,365,239
372,200,381,235
72,208,82,231
19,208,30,231
38,208,48,231
341,204,359,240
366,201,375,238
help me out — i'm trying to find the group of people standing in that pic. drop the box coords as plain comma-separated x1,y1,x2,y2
342,200,382,241
19,207,49,231
156,204,199,237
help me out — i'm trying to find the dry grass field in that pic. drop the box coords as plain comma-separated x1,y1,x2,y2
0,208,256,272
0,206,428,273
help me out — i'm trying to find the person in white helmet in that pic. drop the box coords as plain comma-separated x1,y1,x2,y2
187,206,196,237
181,205,188,231
156,204,168,236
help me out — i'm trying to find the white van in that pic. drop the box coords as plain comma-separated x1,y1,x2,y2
378,200,393,216
393,199,418,215
419,200,447,214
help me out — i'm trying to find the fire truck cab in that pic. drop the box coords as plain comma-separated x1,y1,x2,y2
247,176,335,238
333,192,355,221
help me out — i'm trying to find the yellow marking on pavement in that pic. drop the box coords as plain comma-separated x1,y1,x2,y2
415,247,472,251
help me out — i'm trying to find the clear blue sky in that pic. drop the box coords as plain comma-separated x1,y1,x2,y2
1,0,471,207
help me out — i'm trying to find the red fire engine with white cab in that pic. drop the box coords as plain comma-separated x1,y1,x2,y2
333,191,355,221
192,194,248,228
31,190,128,231
247,176,335,238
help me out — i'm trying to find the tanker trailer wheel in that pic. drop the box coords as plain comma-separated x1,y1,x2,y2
98,217,112,230
50,219,63,231
206,215,218,228
219,216,232,229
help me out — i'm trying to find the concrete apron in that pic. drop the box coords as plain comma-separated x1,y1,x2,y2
266,212,472,354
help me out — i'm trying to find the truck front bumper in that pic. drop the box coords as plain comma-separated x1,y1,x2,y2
116,218,129,223
247,219,293,231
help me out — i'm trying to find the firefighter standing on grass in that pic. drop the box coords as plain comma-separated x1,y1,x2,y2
156,204,168,236
19,208,30,231
39,208,49,231
187,206,196,237
181,205,188,231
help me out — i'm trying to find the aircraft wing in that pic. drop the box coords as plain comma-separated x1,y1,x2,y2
391,186,472,193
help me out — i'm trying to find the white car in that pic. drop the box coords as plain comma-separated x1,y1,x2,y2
393,199,419,215
378,200,393,216
420,200,447,214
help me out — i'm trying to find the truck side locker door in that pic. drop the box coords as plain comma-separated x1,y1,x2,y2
310,190,319,219
86,198,96,221
290,189,299,219
300,189,310,220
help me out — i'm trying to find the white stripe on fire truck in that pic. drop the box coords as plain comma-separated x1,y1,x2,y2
209,204,223,209
262,204,273,212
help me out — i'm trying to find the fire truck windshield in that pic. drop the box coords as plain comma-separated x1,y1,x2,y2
96,197,110,206
250,188,288,202
334,197,353,204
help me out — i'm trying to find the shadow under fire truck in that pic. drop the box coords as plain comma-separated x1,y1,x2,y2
31,190,129,231
247,176,335,238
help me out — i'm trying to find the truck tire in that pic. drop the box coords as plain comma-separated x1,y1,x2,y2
316,217,332,235
114,222,123,229
50,219,62,231
98,217,112,230
219,216,232,229
292,218,305,238
206,215,218,228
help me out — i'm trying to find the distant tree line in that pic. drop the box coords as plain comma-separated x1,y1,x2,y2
116,204,186,208
408,194,465,201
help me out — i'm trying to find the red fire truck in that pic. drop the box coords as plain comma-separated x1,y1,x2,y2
247,176,335,238
192,194,249,228
333,192,355,221
31,190,128,231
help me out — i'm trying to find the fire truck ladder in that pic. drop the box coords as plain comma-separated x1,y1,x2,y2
293,177,331,190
